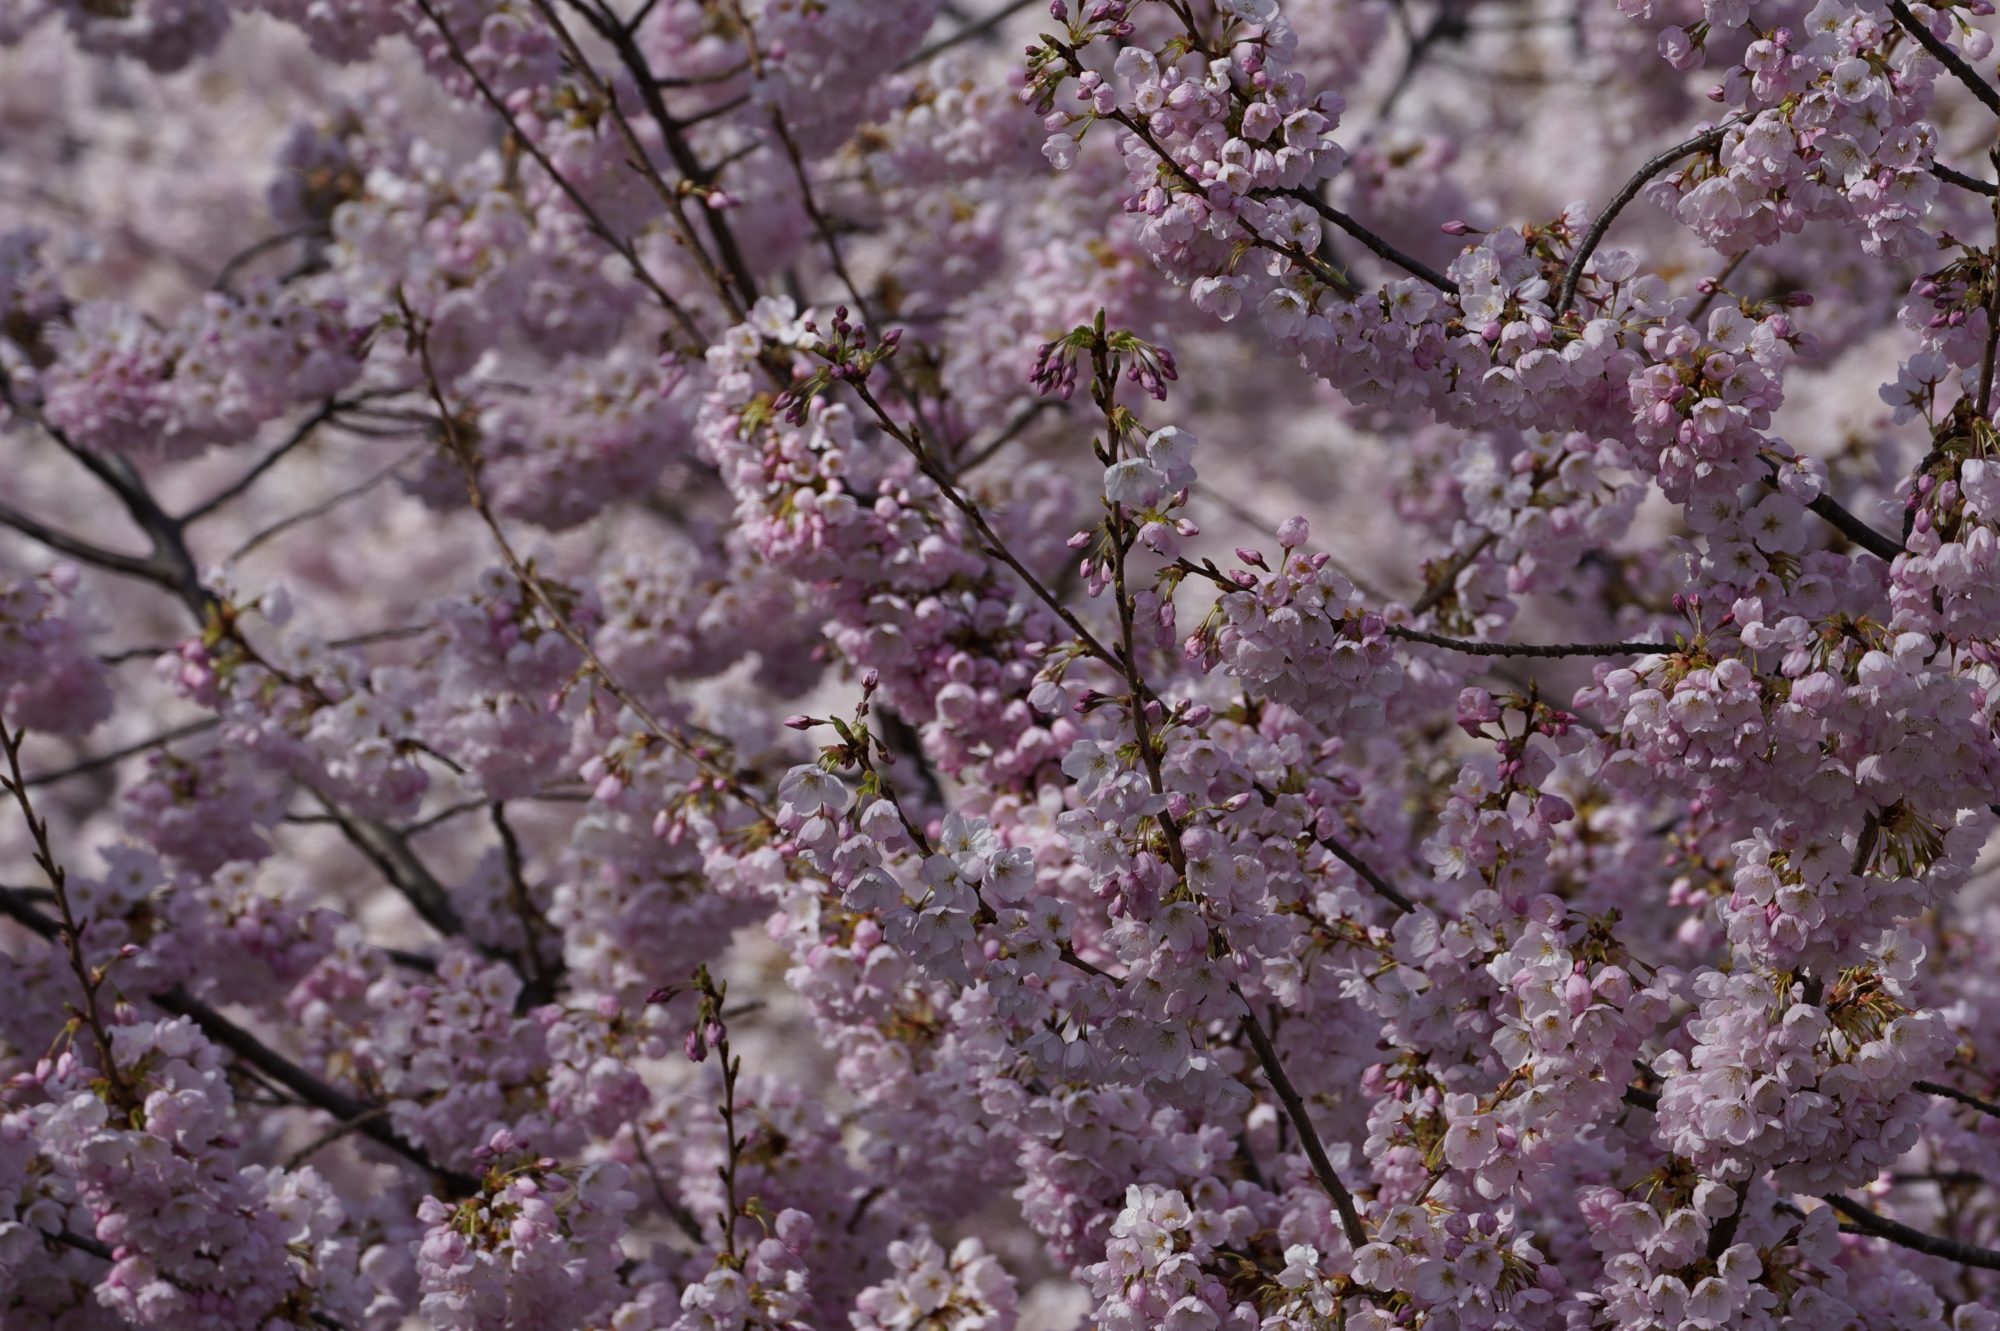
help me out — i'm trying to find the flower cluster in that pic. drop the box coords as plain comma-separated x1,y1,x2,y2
0,564,112,736
5,0,2000,1326
1653,961,1952,1191
39,284,360,460
415,1133,635,1331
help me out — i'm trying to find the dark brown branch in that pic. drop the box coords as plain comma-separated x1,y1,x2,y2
1367,0,1469,131
210,228,316,295
489,802,564,1007
1247,779,1414,914
1285,187,1459,294
162,989,481,1194
849,379,1125,670
1081,94,1360,299
1887,0,2000,118
1980,148,2000,416
898,0,1039,69
281,1104,392,1170
1387,625,1674,658
1802,488,1906,562
42,433,214,619
953,399,1062,477
226,446,423,560
410,0,707,345
1233,986,1369,1249
23,718,219,788
1558,125,1730,315
632,1127,707,1243
181,399,342,523
1823,1192,2000,1271
1916,1078,2000,1121
1932,159,1999,197
0,496,172,589
1410,529,1496,616
543,0,761,316
1624,1085,2000,1270
406,302,776,822
0,886,479,1195
313,795,469,941
52,1229,115,1262
1313,827,1418,915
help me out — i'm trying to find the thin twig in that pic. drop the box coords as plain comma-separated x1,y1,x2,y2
1979,148,2000,416
411,0,707,345
898,0,1039,69
181,399,343,524
210,229,316,295
281,1104,392,1170
953,399,1062,477
404,302,775,821
225,446,425,561
1,725,134,1106
1410,529,1496,616
22,718,220,788
1365,0,1468,134
1687,249,1751,325
632,1125,706,1243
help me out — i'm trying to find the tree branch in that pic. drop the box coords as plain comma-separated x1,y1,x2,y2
1801,487,1906,562
0,885,481,1196
1311,826,1418,915
1410,529,1496,616
1233,986,1369,1249
489,802,564,1007
0,498,179,593
23,718,220,788
40,431,214,618
1284,187,1460,293
180,399,343,524
1916,1077,2000,1121
1823,1192,2000,1271
1558,125,1730,315
542,0,761,316
1886,0,2000,118
409,0,708,345
312,794,469,941
1387,624,1674,658
1931,159,1998,197
898,0,1039,70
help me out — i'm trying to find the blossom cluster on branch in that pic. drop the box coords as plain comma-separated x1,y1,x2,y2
4,0,2000,1329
